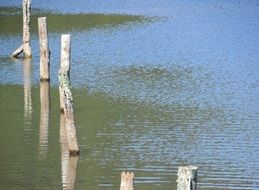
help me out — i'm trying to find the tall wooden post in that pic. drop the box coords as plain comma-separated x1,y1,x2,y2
23,0,32,58
59,34,71,112
59,34,79,156
177,166,198,190
120,172,134,190
11,0,32,58
38,17,50,81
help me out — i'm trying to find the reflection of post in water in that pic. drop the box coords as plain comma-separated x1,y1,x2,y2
60,113,78,190
23,58,32,127
39,81,50,157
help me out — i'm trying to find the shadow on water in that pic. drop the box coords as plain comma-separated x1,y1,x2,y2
0,6,151,34
89,64,208,107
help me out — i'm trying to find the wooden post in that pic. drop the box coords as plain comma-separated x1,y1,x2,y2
23,0,32,58
59,34,71,112
120,172,134,190
177,166,198,190
38,17,50,81
11,0,32,58
58,34,79,156
59,72,79,156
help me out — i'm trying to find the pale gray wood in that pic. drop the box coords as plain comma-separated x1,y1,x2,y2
11,44,23,58
11,0,32,58
177,166,198,190
120,172,134,190
38,17,50,81
59,34,71,112
23,0,32,58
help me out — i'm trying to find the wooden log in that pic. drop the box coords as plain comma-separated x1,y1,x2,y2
120,172,134,190
38,17,50,82
59,34,71,112
23,0,32,58
11,45,23,58
177,166,198,190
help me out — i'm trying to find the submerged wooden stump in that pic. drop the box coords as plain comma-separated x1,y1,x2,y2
120,172,134,190
177,166,198,190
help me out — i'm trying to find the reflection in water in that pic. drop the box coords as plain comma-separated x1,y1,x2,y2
60,113,78,190
23,58,32,129
39,81,50,157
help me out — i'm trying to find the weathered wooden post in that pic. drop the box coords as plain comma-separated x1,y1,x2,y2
59,34,71,112
38,17,50,81
177,166,198,190
120,172,134,190
23,0,32,58
59,34,79,156
11,0,32,58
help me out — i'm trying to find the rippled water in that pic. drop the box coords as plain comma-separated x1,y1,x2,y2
0,1,259,189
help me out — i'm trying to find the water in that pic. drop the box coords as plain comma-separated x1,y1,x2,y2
0,1,259,189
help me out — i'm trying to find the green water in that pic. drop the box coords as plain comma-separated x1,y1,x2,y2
0,83,220,189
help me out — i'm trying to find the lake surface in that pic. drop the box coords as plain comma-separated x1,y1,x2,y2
0,0,259,189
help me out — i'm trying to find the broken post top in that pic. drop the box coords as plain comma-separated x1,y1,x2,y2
178,166,198,174
38,17,46,22
120,172,134,190
177,166,198,190
121,172,134,179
